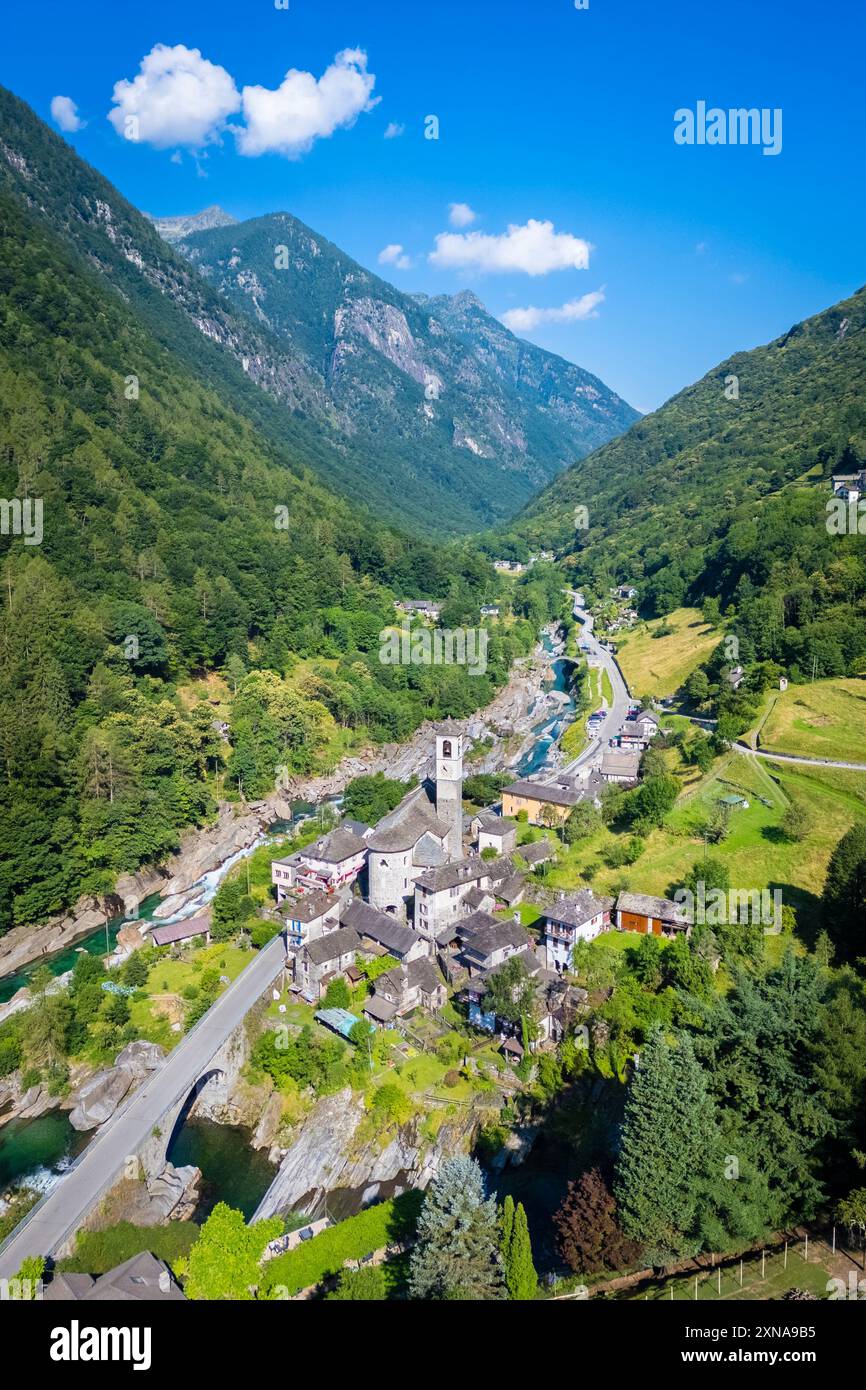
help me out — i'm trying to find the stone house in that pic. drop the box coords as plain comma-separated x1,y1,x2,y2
501,778,581,826
342,900,429,963
293,926,363,1000
456,912,532,975
414,857,497,944
471,811,518,856
271,823,368,902
542,891,610,973
363,957,447,1025
279,889,342,951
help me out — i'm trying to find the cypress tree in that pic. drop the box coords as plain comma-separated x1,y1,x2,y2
500,1194,515,1257
504,1201,538,1300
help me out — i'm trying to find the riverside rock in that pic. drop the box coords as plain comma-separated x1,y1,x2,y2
68,1066,135,1132
114,1040,165,1083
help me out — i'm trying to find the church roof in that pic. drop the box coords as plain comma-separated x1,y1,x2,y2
366,784,450,853
412,832,449,867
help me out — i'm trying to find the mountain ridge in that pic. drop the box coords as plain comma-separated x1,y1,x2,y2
166,206,639,530
0,83,638,534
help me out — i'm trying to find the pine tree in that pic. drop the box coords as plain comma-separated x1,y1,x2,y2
503,1201,538,1300
409,1157,505,1301
614,1030,720,1262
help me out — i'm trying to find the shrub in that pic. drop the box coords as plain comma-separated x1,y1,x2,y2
259,1192,424,1298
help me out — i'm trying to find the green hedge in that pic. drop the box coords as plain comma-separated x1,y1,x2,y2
54,1221,199,1275
259,1190,423,1297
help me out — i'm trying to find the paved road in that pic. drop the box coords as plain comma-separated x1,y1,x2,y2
557,593,633,776
0,934,286,1278
733,742,866,772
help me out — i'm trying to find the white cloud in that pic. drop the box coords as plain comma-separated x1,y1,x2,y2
50,95,85,133
236,48,378,158
429,218,591,276
500,289,606,333
378,243,412,271
448,202,478,228
108,44,240,148
384,121,405,139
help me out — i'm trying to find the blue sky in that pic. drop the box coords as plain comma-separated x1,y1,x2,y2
3,0,864,411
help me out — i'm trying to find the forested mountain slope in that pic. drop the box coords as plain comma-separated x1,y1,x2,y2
504,284,866,683
0,87,636,533
0,162,557,933
171,211,638,531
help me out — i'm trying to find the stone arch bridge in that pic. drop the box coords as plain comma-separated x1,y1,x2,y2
0,934,286,1278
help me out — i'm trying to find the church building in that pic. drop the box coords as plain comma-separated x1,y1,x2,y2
367,725,465,919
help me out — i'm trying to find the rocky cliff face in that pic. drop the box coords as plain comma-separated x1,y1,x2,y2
252,1086,486,1222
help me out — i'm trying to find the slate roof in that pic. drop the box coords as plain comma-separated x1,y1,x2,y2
493,874,526,905
544,890,607,930
363,994,399,1022
464,885,495,910
303,926,362,966
473,812,517,837
460,915,531,961
616,891,691,926
150,914,210,948
601,749,642,778
304,825,367,863
408,955,446,995
341,818,370,838
412,831,449,868
366,785,450,853
279,889,335,924
503,779,581,807
45,1252,186,1302
515,839,556,867
415,857,489,894
634,709,660,726
342,900,422,957
621,720,651,739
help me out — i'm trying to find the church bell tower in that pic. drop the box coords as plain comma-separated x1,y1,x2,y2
435,730,464,861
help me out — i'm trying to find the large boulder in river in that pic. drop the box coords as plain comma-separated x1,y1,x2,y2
115,1040,165,1082
68,1066,135,1131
